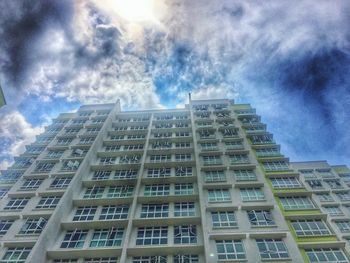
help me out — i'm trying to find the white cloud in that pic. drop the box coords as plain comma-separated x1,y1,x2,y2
0,111,44,170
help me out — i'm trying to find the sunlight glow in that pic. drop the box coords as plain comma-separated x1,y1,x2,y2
114,0,156,22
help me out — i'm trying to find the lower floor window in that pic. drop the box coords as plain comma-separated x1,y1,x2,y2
305,248,348,262
216,240,246,260
174,255,199,263
132,256,167,263
1,247,31,263
90,228,124,247
83,259,118,263
256,239,289,259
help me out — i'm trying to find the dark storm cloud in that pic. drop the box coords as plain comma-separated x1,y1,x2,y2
0,0,73,88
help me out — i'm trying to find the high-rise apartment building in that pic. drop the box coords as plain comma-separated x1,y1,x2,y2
0,98,349,263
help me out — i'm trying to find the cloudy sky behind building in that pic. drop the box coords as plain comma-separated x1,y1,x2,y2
0,0,349,169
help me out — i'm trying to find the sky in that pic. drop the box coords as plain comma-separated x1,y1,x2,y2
0,0,349,169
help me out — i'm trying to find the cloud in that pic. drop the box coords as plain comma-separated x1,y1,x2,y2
0,110,44,170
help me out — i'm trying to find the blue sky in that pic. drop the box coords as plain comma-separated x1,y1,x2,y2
0,0,349,169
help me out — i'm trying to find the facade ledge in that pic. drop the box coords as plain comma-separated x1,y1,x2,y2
61,219,129,230
298,241,346,249
132,216,201,227
73,197,133,206
126,245,204,257
47,247,122,259
209,233,246,239
249,232,287,239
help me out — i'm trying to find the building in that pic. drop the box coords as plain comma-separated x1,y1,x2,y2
0,98,349,263
0,82,6,108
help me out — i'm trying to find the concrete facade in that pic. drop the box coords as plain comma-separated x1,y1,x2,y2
0,98,348,263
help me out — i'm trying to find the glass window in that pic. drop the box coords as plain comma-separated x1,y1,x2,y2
60,230,88,248
150,155,171,163
247,210,275,226
92,170,111,180
174,255,198,263
99,157,116,165
336,221,350,232
61,160,80,171
20,179,43,190
336,192,350,201
305,248,348,263
132,256,167,263
83,258,117,263
174,225,197,244
73,206,97,221
280,196,315,210
316,193,334,202
34,162,55,173
308,180,323,189
50,177,71,188
0,220,14,235
114,170,138,179
262,161,289,171
216,240,246,260
234,169,257,181
4,198,29,211
140,204,169,218
240,188,265,201
208,189,231,202
136,227,168,245
90,228,124,247
271,177,302,188
174,202,195,217
175,167,192,177
291,219,331,236
229,154,249,164
202,155,221,165
1,247,31,263
99,205,129,220
147,168,171,178
174,183,193,195
19,218,47,235
144,184,170,196
204,171,226,183
323,206,344,216
107,186,133,198
36,196,60,209
211,211,237,228
83,187,105,199
256,239,289,259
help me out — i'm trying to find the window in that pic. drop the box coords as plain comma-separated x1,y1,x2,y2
247,210,275,226
84,258,117,263
229,154,249,164
262,161,289,171
34,162,55,173
147,168,171,178
216,240,246,260
291,219,331,236
56,138,73,146
99,205,129,220
174,225,197,244
256,239,289,259
110,135,124,140
201,143,218,151
79,137,95,145
86,127,101,133
0,220,13,235
325,179,343,189
90,228,124,247
305,248,348,263
92,170,111,180
144,184,170,196
208,189,231,202
198,129,215,139
50,177,71,188
336,221,350,232
175,167,192,177
225,141,243,150
323,206,344,216
175,154,191,162
152,141,172,149
202,155,221,165
61,160,81,171
240,188,265,201
250,135,273,144
336,192,350,201
204,171,226,182
140,204,169,218
73,206,97,221
119,155,140,164
211,211,237,228
19,218,46,234
175,183,193,195
107,186,133,198
175,142,191,148
65,128,80,134
1,247,31,263
174,202,195,217
221,128,237,137
234,169,257,181
271,177,302,188
83,186,105,199
46,150,64,159
255,147,280,157
60,230,88,248
175,131,190,137
136,227,167,245
132,256,167,263
114,170,138,179
279,196,315,210
105,145,121,152
0,188,9,199
0,171,23,184
99,157,116,165
124,144,144,150
316,193,334,202
36,196,60,209
4,198,29,211
150,155,171,163
20,179,43,190
174,255,198,263
71,148,88,157
53,259,78,263
308,180,324,189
